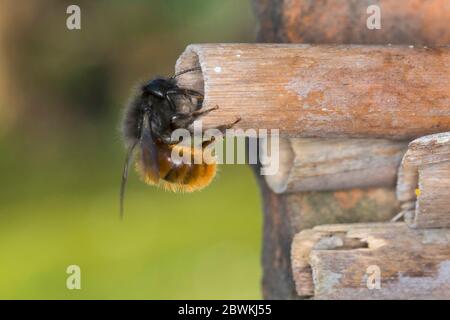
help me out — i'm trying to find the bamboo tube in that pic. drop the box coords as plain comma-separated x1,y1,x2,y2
175,44,450,140
262,137,407,193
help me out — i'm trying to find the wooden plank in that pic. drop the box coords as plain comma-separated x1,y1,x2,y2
175,44,450,139
263,137,407,193
397,132,450,228
291,222,450,299
417,162,450,227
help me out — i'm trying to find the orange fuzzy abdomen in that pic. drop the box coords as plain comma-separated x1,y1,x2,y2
137,145,217,192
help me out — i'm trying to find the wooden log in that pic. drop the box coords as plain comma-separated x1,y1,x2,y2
175,44,450,140
397,132,450,228
291,222,450,299
263,137,407,193
254,0,450,46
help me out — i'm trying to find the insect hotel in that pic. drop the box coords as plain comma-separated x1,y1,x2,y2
175,0,450,299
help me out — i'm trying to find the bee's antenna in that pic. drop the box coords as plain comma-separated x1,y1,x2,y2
171,67,201,79
120,141,138,220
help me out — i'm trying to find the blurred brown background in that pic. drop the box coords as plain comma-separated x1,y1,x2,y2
0,0,261,299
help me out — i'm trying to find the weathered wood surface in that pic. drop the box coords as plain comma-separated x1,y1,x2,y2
249,0,450,299
175,44,450,139
263,137,407,193
254,0,450,46
254,164,399,299
397,132,450,228
291,222,450,299
248,0,445,299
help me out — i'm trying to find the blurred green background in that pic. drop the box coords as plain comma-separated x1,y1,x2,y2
0,0,262,299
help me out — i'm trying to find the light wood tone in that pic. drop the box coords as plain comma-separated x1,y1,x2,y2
175,44,450,140
397,132,450,228
263,137,407,193
292,222,450,299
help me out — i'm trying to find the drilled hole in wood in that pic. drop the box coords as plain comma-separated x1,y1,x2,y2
313,232,369,250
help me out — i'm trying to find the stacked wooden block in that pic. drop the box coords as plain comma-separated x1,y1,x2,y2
290,133,450,299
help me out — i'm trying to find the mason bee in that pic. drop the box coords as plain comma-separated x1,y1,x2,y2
120,67,240,217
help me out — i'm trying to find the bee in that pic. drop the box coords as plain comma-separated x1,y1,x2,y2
120,67,240,217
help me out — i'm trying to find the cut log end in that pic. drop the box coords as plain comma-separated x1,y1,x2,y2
396,132,450,228
262,137,294,193
263,138,407,194
175,46,205,96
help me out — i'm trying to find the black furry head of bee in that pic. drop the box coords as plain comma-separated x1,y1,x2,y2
122,67,204,148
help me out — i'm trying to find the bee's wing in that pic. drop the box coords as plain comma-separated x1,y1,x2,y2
120,141,137,219
119,113,159,219
140,113,160,183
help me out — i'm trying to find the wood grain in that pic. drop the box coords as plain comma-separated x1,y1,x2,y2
292,222,450,299
397,132,450,228
175,44,450,139
254,0,450,45
249,0,450,299
263,137,407,193
254,162,399,299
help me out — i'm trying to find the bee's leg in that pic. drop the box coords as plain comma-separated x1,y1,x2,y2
208,117,242,135
191,105,218,117
176,88,204,99
162,135,182,145
166,89,204,110
194,94,204,110
185,90,204,110
165,93,179,112
171,106,219,129
184,116,241,136
202,136,216,148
